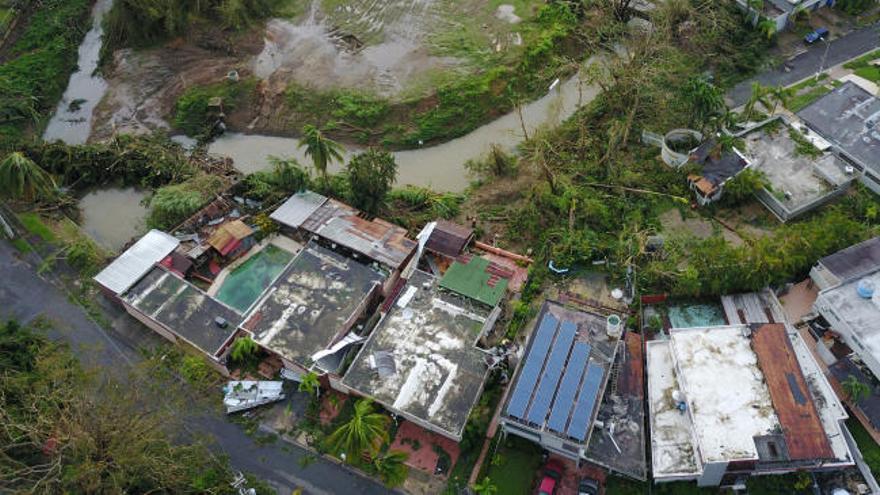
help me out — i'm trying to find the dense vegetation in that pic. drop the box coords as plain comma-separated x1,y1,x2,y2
0,0,92,149
0,319,272,494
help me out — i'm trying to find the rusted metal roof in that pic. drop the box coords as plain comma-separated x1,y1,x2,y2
752,324,834,461
426,220,474,257
300,198,416,270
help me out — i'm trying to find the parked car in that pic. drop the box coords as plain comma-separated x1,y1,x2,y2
578,477,601,495
536,460,564,495
804,27,829,44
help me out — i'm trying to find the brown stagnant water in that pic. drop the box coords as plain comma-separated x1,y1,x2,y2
78,187,148,252
210,69,598,192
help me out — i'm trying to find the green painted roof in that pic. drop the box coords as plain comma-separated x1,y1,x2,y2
439,257,508,307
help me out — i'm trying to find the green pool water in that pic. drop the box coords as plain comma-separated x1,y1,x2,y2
667,303,727,329
215,245,294,313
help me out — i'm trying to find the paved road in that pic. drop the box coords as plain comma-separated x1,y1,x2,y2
0,240,392,495
727,22,880,106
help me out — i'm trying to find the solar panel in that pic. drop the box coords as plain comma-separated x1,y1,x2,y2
547,342,591,433
526,321,577,425
567,363,605,441
506,313,560,419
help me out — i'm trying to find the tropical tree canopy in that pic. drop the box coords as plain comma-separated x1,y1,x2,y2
372,450,409,487
299,124,344,180
346,149,397,215
680,75,726,128
324,399,389,462
0,152,55,200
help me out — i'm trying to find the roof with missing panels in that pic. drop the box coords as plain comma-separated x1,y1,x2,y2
241,242,384,368
123,266,241,356
689,140,749,187
342,270,491,440
274,192,417,270
798,82,880,173
751,323,834,460
94,230,180,295
818,236,880,284
439,257,509,307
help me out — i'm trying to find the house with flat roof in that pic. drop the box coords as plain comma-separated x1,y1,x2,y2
686,140,751,205
737,116,853,222
798,82,880,194
735,0,830,32
811,236,880,290
240,241,385,375
499,301,622,462
647,324,854,487
342,270,495,441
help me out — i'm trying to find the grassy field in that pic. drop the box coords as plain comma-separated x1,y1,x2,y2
482,435,543,495
844,48,880,83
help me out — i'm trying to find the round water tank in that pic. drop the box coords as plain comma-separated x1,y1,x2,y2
606,314,622,337
857,279,876,299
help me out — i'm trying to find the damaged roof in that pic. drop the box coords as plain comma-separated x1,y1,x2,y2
439,256,509,307
426,220,474,257
241,242,384,368
689,140,749,188
342,270,492,441
273,191,417,270
123,266,241,356
94,230,180,295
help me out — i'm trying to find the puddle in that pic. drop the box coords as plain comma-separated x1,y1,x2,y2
210,70,597,192
667,303,728,329
78,186,148,251
42,0,114,144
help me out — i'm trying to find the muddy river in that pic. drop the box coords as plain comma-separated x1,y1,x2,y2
210,71,597,192
78,187,148,252
42,0,113,144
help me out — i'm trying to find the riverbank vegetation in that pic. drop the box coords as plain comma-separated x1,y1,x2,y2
0,0,92,149
456,0,878,305
0,319,274,494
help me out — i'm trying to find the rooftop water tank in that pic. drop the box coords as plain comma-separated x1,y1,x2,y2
606,314,622,338
857,279,875,299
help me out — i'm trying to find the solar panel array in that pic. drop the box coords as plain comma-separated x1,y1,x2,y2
505,311,607,443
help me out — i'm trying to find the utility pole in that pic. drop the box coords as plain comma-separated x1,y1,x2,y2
816,36,831,81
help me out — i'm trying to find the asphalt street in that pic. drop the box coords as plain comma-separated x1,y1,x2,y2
727,21,880,106
0,240,392,495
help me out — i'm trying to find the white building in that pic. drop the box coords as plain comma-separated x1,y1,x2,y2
647,324,855,487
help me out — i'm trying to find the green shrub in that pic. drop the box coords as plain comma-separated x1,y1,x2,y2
146,174,224,229
174,80,254,137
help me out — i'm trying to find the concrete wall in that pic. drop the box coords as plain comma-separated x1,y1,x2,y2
697,461,728,486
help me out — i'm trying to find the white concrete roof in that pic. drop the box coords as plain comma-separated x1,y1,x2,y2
670,326,779,463
646,340,700,478
93,230,179,295
816,269,880,372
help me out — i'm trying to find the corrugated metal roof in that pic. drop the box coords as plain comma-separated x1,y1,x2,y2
426,220,473,257
93,230,180,295
439,257,508,307
270,191,327,228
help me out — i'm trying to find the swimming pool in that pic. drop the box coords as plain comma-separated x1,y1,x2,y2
215,245,294,313
667,303,727,329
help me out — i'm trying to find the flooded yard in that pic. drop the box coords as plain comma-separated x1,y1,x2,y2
77,187,148,252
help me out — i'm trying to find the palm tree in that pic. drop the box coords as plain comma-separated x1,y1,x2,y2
297,371,321,397
298,124,343,183
757,18,778,41
0,152,55,201
744,82,772,121
473,476,498,495
325,399,389,462
372,450,409,487
767,85,791,114
843,374,871,404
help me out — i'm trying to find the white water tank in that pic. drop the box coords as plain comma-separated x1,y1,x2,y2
606,314,622,338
